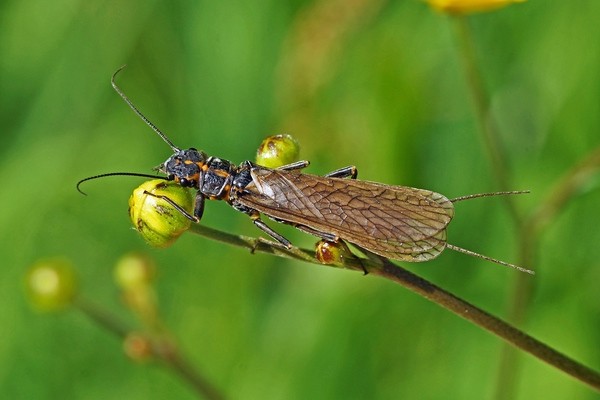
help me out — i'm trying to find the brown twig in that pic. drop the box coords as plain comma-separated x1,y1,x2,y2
187,223,600,392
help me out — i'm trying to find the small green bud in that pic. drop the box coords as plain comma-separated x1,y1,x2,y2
129,180,194,248
114,253,156,290
25,259,77,311
255,134,300,168
114,253,158,324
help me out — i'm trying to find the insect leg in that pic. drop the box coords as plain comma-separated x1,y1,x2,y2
276,160,310,171
325,166,358,179
193,192,205,221
143,190,200,222
250,212,293,248
336,240,369,275
293,224,339,242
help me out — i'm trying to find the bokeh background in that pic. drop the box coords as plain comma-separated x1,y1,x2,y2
2,0,600,399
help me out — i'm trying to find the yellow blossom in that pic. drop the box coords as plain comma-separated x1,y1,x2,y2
427,0,526,15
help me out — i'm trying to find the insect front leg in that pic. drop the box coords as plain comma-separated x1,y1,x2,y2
325,166,358,179
142,190,204,222
193,191,205,221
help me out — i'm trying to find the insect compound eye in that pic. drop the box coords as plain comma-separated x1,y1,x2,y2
179,178,189,187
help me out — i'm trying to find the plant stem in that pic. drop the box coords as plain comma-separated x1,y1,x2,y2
373,257,600,390
73,296,225,400
186,223,600,392
527,145,600,237
495,144,600,399
452,15,528,397
157,341,226,400
452,16,520,222
74,297,131,338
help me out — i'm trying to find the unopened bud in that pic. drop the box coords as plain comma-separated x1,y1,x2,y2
129,180,194,248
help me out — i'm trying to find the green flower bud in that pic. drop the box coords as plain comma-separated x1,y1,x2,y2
25,259,77,311
114,253,158,324
114,253,156,290
129,180,194,248
255,134,300,168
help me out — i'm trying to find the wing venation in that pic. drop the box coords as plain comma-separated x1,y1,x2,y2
236,168,454,262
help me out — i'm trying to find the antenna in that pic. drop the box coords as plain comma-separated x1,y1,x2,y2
76,172,165,195
111,65,180,152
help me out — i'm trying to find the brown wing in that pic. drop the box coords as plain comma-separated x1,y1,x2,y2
237,168,455,262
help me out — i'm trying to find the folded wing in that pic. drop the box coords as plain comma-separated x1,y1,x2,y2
237,168,455,262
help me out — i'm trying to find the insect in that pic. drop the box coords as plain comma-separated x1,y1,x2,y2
78,67,532,274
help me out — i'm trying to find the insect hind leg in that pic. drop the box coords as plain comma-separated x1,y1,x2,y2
276,162,358,179
293,224,338,242
276,160,310,171
325,166,358,179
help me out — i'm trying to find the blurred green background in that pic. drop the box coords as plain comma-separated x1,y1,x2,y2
2,0,600,399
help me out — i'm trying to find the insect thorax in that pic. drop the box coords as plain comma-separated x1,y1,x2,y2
199,157,238,200
227,161,256,213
